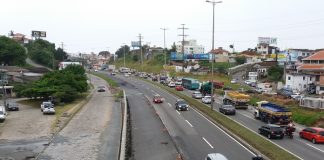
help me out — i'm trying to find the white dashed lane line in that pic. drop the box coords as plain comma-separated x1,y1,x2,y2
186,120,193,127
168,103,172,107
202,137,214,149
176,110,181,115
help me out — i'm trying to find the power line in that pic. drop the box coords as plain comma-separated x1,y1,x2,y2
178,24,188,72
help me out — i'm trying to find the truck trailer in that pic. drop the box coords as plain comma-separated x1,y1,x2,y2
223,91,250,109
254,101,292,126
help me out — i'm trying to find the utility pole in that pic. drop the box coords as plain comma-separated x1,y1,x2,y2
123,43,126,67
160,28,168,65
206,0,222,110
61,42,65,61
138,34,143,71
178,24,188,72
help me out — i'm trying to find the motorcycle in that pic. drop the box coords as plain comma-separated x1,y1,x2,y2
285,126,296,139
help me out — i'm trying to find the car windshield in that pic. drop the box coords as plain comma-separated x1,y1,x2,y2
154,96,162,99
177,101,187,105
0,111,3,114
223,105,234,109
319,131,324,136
270,127,282,131
204,96,211,98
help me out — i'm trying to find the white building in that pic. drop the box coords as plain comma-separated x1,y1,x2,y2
176,39,204,54
248,72,258,82
285,73,316,92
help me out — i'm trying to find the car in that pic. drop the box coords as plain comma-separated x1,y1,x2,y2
205,153,228,160
175,85,184,91
299,127,324,144
255,88,265,94
94,69,98,72
41,101,54,112
230,79,237,84
249,82,257,87
111,72,116,76
168,81,176,87
290,92,301,99
0,106,7,122
244,80,253,85
124,73,130,77
258,124,284,139
292,95,303,101
175,80,182,86
175,99,189,111
6,102,19,111
192,91,203,99
202,95,212,104
43,107,55,115
219,105,236,115
153,94,164,103
97,86,106,92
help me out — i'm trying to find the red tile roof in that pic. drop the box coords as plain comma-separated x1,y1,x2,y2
303,50,324,60
298,64,324,70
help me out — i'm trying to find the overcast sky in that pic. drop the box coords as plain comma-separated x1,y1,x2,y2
1,0,324,54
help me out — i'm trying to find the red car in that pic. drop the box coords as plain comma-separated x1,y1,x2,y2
299,127,324,144
175,85,184,91
153,94,164,103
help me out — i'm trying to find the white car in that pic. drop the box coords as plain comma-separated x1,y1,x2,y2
43,107,55,115
168,82,176,87
41,101,54,112
192,91,203,99
244,80,253,85
202,96,212,104
230,79,237,84
0,106,7,122
175,81,182,85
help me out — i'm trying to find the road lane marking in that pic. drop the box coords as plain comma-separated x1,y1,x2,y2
202,137,214,149
296,139,324,153
239,112,256,121
168,103,171,107
176,110,181,115
186,120,193,127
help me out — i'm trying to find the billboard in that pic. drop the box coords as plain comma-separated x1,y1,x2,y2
131,41,140,47
258,37,277,45
32,30,46,37
170,52,210,60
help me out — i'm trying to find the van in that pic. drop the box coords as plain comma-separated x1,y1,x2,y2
0,106,7,122
205,153,228,160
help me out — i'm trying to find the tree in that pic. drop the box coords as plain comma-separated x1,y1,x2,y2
268,66,284,82
54,48,68,61
235,56,246,65
27,39,56,68
98,51,111,58
115,45,130,58
132,55,139,62
0,36,26,66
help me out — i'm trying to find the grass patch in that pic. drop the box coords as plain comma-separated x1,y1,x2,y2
91,72,119,87
145,79,298,160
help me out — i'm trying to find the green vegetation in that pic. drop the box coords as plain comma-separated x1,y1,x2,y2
268,65,284,82
145,79,298,160
0,36,27,66
14,65,88,103
234,56,246,65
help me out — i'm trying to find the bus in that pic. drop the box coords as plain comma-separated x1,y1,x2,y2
182,78,200,90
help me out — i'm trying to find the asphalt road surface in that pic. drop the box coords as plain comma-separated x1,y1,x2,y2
104,72,256,160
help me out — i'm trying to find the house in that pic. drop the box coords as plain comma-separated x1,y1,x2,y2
256,43,279,55
176,39,205,54
240,51,263,63
297,50,324,94
248,61,277,78
9,32,31,44
210,47,230,63
285,73,316,92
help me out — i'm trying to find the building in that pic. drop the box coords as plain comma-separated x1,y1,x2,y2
296,50,324,94
283,49,316,63
240,51,263,63
210,47,230,63
8,32,31,44
248,61,277,79
256,43,279,55
176,39,204,54
285,73,316,92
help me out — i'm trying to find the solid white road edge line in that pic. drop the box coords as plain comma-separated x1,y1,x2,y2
296,139,324,153
202,137,214,149
186,120,193,127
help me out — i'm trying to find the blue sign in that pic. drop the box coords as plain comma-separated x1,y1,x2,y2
171,52,210,60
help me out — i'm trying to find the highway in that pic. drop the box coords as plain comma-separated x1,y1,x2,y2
103,72,257,160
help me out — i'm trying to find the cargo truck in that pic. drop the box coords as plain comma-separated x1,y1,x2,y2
223,91,250,109
254,101,292,126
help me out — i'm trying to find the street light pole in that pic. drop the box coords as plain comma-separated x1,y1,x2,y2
123,44,126,67
206,0,222,110
160,28,168,65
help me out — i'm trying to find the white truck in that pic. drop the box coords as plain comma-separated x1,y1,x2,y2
0,106,7,122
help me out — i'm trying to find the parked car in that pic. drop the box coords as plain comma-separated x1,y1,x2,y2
249,82,257,87
41,101,54,112
97,86,106,92
277,88,293,98
6,102,19,111
111,72,116,76
258,124,284,139
168,81,176,87
0,106,7,122
192,91,203,99
299,127,324,144
230,79,237,84
202,95,212,104
43,107,55,115
219,105,236,115
175,85,184,91
153,94,164,103
205,153,228,160
175,99,189,111
244,80,253,85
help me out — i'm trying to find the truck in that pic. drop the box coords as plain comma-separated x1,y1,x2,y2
254,101,292,125
200,81,225,95
223,91,250,109
59,62,81,70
